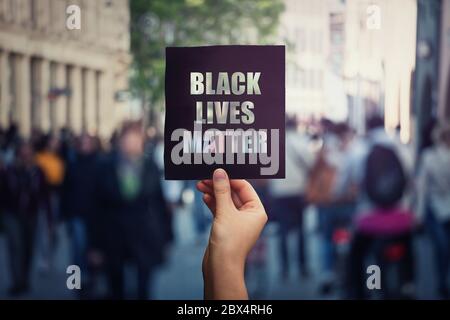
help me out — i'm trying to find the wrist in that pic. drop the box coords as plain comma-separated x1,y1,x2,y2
208,244,246,271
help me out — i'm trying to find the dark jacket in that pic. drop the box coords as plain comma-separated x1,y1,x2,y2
93,151,172,268
2,163,51,220
60,152,98,221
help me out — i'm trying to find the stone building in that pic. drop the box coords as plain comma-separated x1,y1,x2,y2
438,0,450,121
280,0,329,119
0,0,131,138
413,0,450,153
342,0,417,139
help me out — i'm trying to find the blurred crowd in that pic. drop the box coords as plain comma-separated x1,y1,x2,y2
1,115,450,300
248,115,450,299
0,122,174,299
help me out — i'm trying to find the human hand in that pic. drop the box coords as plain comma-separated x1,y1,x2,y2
197,168,268,300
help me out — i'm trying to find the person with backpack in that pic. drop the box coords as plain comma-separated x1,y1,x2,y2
345,115,416,299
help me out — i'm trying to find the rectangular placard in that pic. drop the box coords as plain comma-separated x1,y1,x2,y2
164,45,285,180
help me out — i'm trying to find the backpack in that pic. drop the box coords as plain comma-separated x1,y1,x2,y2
306,150,337,205
364,144,407,208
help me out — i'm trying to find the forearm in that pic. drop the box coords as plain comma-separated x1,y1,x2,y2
204,249,248,300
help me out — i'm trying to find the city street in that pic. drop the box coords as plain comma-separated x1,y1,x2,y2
0,0,449,304
0,205,441,300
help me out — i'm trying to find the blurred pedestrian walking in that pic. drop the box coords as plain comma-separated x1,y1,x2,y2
269,116,314,280
346,115,415,299
60,133,99,298
417,122,450,299
307,120,356,294
34,134,65,272
94,122,172,299
1,141,51,296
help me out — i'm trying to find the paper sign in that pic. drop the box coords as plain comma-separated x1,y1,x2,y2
164,45,285,180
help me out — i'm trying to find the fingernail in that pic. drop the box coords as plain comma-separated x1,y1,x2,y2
213,168,227,181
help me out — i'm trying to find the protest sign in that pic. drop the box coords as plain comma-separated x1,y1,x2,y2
164,45,285,180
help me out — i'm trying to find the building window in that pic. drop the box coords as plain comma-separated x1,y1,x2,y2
81,68,87,130
30,58,40,129
49,62,57,130
96,71,102,131
31,0,38,29
10,0,17,24
8,54,16,123
66,65,72,125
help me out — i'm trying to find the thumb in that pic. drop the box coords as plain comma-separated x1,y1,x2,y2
212,168,234,213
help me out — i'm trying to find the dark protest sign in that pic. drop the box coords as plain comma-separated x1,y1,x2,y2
164,45,285,180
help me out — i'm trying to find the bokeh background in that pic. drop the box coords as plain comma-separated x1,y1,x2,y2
0,0,450,299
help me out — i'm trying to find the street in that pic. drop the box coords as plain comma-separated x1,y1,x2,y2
0,205,441,300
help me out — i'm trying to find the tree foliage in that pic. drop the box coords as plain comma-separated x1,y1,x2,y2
129,0,284,109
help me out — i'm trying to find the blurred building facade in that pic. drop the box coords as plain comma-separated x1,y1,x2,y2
342,0,417,139
0,0,131,138
413,0,441,153
280,0,329,119
280,0,418,138
325,0,349,123
413,0,450,153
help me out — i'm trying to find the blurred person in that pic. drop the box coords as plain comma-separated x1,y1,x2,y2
417,122,450,298
189,180,211,242
245,179,271,298
0,126,6,160
338,115,414,213
35,134,65,189
29,128,44,152
60,133,99,298
0,127,5,169
345,116,415,299
94,122,172,299
2,141,51,296
197,169,268,299
34,134,65,272
153,134,183,220
269,116,314,280
245,227,269,299
59,127,77,163
1,124,20,166
146,134,175,244
307,121,356,294
0,127,6,237
348,209,415,299
419,118,438,153
0,141,5,240
250,179,271,210
152,134,180,245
